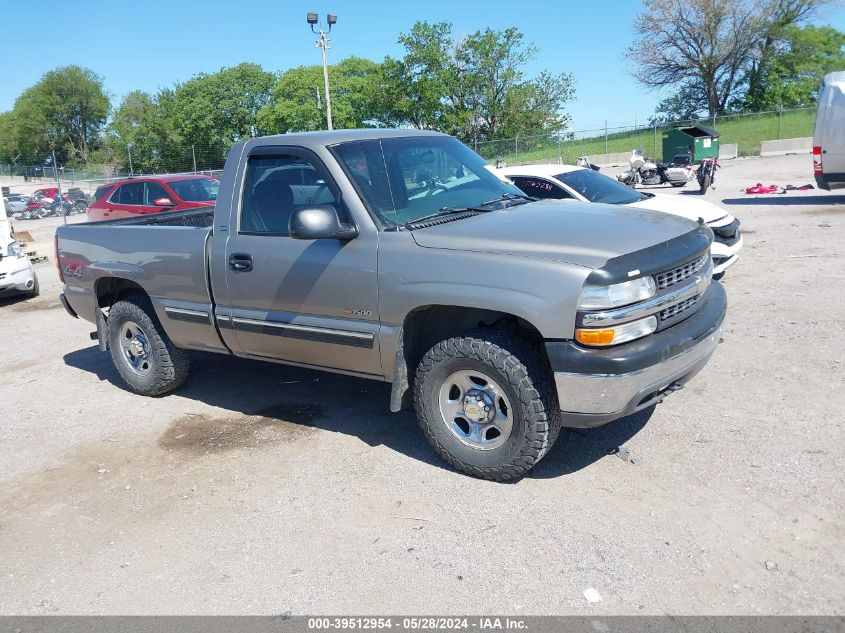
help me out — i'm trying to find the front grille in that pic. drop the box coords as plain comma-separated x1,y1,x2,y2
0,272,6,281
655,253,708,290
660,295,700,321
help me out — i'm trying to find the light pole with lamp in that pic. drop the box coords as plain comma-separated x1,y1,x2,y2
307,12,336,131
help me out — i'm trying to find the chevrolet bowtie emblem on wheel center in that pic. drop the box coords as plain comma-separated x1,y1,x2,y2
463,391,494,423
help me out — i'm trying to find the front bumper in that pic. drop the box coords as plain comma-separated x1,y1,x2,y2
546,281,726,428
709,218,742,275
711,233,743,275
0,261,35,294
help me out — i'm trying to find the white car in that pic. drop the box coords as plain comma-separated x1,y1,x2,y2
3,194,29,217
489,163,743,277
0,217,39,298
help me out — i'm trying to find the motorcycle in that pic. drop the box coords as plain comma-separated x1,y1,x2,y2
65,187,91,214
696,157,719,194
54,198,76,216
617,149,693,188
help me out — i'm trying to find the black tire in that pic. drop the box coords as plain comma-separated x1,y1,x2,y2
699,173,712,194
107,295,189,396
413,330,561,481
28,273,39,298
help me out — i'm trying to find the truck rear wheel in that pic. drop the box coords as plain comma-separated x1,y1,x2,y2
107,295,189,396
413,331,561,481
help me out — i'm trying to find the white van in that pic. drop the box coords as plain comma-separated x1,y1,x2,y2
814,71,845,191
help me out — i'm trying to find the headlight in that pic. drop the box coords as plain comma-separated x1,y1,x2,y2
578,276,657,310
575,315,657,347
7,241,24,258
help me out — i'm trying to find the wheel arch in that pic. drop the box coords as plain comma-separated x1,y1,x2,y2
95,277,149,309
388,304,545,412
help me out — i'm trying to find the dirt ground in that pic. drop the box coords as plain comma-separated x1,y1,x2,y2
0,154,843,615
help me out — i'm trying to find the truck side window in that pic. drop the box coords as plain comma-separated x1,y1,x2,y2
240,154,338,235
509,176,571,200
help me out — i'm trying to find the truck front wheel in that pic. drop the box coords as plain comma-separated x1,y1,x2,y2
413,332,561,481
107,296,190,396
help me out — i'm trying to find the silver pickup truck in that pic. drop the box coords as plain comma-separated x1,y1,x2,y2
57,129,726,481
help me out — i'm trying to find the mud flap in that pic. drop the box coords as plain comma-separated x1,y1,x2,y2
95,307,109,351
389,328,411,412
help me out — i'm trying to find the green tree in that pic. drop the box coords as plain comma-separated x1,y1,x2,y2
0,111,24,164
166,62,275,167
631,0,833,118
377,22,457,131
650,81,712,123
104,90,176,173
743,24,845,110
456,29,573,140
9,65,109,164
376,22,574,143
257,56,382,133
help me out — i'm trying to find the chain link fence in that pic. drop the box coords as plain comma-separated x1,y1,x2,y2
474,106,816,165
0,143,228,197
1,106,816,196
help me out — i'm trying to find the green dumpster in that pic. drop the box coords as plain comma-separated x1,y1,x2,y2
662,125,720,162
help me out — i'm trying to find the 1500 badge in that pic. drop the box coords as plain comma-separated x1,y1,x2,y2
343,308,372,317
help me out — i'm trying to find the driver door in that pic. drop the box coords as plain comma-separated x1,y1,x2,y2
216,146,383,376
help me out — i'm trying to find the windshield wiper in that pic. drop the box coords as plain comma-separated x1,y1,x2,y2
404,206,489,229
479,192,536,207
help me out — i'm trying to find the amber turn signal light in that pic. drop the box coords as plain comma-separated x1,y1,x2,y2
575,329,616,346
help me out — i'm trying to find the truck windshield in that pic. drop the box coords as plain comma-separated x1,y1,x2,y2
167,178,219,202
332,137,524,227
556,170,647,205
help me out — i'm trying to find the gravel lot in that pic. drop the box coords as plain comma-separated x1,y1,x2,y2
1,154,843,614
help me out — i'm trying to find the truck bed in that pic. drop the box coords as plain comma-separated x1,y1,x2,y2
74,207,215,228
56,207,216,346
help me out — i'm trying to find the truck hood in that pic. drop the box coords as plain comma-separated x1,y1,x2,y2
628,193,727,224
410,200,698,269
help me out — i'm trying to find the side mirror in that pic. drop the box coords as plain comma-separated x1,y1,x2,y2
154,197,174,207
289,205,358,241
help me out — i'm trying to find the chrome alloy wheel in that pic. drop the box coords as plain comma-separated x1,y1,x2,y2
118,320,153,376
438,369,513,450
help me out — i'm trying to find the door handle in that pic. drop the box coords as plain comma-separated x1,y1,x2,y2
228,253,253,272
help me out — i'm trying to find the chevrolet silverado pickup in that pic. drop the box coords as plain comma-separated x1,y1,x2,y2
56,129,726,481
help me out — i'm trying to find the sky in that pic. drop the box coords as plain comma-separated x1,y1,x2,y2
1,0,843,132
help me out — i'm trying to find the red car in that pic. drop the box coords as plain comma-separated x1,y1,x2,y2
86,175,219,221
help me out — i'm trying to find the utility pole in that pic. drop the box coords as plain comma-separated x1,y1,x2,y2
604,120,608,155
307,12,337,131
53,149,66,226
128,145,134,177
192,144,198,173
